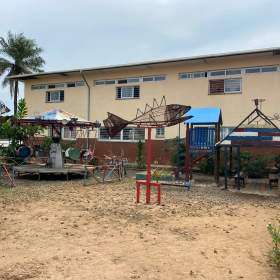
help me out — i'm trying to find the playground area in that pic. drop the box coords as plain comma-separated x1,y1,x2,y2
0,178,279,280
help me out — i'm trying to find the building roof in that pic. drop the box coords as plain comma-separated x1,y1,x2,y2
185,107,222,125
9,47,280,80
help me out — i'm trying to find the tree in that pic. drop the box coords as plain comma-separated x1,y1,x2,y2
0,98,43,154
0,31,45,115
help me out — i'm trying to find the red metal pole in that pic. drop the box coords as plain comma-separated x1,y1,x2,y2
146,127,152,204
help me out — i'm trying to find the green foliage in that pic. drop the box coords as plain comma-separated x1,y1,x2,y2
41,137,52,152
198,157,214,175
170,137,185,169
0,99,42,155
274,154,280,173
243,156,269,178
136,140,145,169
267,223,280,267
15,98,28,119
0,31,45,114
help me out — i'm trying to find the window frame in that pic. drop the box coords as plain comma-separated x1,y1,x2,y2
155,127,165,139
209,78,242,95
116,86,140,100
46,90,64,103
62,127,77,140
98,127,145,142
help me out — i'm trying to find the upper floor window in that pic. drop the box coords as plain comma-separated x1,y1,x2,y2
179,65,278,80
209,78,241,95
46,90,64,103
95,75,166,86
179,71,207,79
32,81,84,90
31,84,47,90
116,86,140,99
67,81,85,87
48,83,65,89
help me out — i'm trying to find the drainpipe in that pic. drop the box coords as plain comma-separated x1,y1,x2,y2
80,70,91,149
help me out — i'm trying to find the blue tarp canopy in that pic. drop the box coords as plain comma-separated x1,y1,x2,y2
185,107,222,125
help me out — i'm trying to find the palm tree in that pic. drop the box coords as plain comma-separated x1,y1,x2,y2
0,31,45,115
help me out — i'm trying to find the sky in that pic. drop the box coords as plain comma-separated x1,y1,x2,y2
1,0,280,111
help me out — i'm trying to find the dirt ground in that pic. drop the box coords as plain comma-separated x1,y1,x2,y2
0,178,279,280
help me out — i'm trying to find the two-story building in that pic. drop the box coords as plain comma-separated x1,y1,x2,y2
12,47,280,162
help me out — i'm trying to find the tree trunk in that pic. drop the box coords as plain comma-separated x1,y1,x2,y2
13,80,18,115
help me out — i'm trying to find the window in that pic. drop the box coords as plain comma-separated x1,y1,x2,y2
127,77,140,83
245,67,261,74
224,79,241,93
179,72,192,79
48,83,65,89
209,78,241,94
31,84,47,90
155,127,165,138
67,81,85,87
95,80,115,85
63,127,76,140
95,75,165,85
193,71,207,78
179,71,207,80
116,86,140,99
209,70,226,77
143,75,166,82
226,69,242,75
99,127,144,141
46,90,64,102
261,66,278,72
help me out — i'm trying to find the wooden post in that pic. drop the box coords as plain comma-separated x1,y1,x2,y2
237,146,241,190
224,146,228,190
185,123,191,180
214,123,221,186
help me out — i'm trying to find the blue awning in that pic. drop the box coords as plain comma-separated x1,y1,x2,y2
185,107,222,125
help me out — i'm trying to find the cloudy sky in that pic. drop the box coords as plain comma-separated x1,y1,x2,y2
0,0,280,110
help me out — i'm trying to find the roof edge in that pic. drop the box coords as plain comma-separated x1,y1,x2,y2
9,47,280,80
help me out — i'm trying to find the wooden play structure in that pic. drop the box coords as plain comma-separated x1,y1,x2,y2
185,107,222,184
103,96,192,204
217,99,280,190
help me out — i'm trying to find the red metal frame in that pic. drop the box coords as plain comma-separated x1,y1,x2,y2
136,127,161,204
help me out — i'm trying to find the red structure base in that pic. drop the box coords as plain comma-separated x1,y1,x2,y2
136,180,161,205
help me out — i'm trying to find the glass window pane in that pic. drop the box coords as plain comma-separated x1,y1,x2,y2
224,79,241,93
123,128,133,140
261,66,278,72
127,77,140,83
245,68,261,74
143,76,154,82
210,70,225,77
226,69,241,75
134,128,145,140
154,75,166,81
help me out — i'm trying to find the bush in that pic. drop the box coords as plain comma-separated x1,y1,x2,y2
198,157,214,175
267,223,280,267
243,156,269,178
136,140,145,169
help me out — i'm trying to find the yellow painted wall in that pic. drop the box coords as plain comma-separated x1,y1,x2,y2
24,52,280,139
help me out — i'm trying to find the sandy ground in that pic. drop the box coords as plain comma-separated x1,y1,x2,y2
0,178,279,280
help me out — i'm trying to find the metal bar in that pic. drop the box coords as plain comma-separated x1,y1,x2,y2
146,127,152,204
237,146,241,190
224,146,228,190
